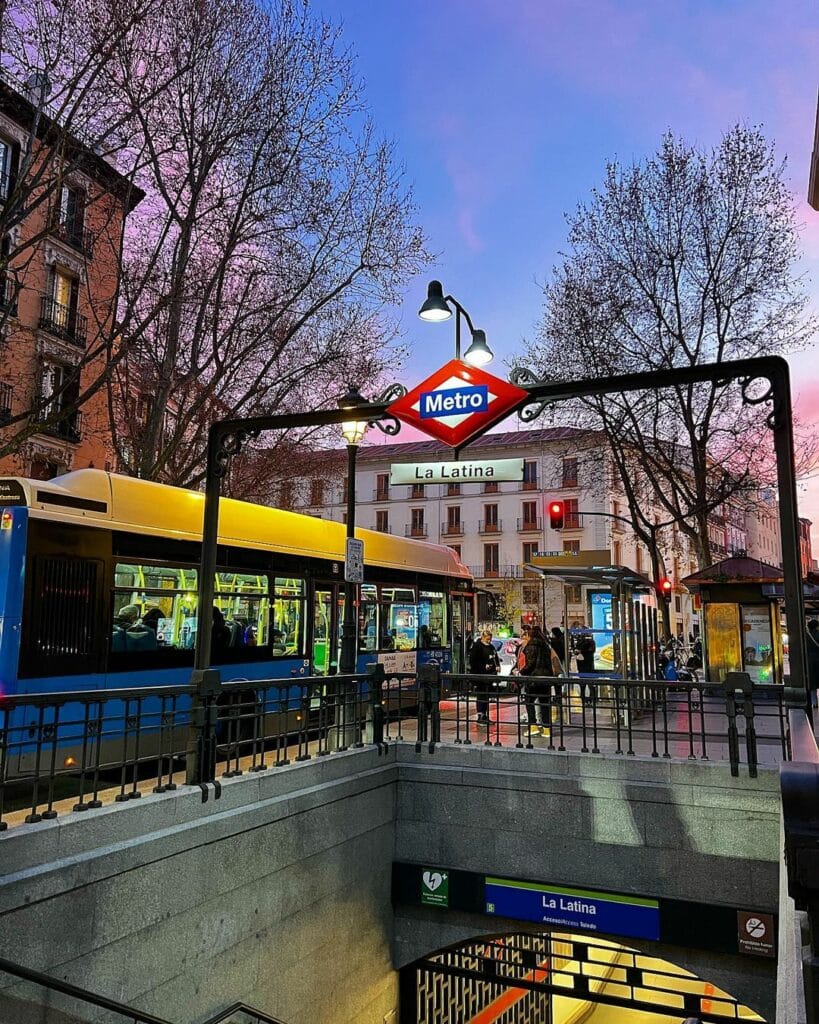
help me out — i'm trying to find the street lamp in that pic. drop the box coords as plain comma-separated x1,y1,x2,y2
418,279,494,366
338,384,369,675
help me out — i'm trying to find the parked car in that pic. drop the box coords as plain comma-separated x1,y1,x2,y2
492,637,521,677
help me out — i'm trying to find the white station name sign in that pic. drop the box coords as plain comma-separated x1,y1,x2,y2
390,458,524,485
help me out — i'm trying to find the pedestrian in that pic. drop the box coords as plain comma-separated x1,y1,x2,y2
468,629,500,724
519,626,561,736
550,626,565,669
211,606,231,659
576,631,596,673
807,619,819,708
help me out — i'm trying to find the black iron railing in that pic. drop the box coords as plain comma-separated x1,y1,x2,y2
48,207,94,259
0,381,11,424
517,516,542,532
441,520,464,536
478,519,502,533
35,408,82,442
38,293,88,347
0,272,17,316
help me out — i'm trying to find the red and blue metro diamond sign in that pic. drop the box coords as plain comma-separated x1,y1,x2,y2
388,360,529,447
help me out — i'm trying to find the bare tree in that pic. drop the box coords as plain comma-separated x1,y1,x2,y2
108,0,428,489
527,126,815,570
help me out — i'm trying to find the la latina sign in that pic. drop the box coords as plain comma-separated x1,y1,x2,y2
390,458,524,485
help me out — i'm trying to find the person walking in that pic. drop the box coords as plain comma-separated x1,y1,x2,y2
550,627,566,670
807,619,819,709
520,626,561,736
469,629,500,724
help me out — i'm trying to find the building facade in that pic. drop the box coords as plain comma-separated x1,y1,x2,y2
0,74,141,479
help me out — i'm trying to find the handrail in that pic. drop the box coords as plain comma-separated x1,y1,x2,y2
787,706,819,763
0,955,175,1023
204,1002,287,1024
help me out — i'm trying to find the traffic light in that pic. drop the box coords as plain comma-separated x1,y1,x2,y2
548,500,564,530
657,577,673,602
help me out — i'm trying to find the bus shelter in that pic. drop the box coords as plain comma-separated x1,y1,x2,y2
681,556,787,686
524,562,659,680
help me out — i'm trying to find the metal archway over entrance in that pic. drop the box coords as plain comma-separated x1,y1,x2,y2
400,930,764,1024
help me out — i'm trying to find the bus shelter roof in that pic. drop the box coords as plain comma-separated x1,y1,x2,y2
523,563,654,591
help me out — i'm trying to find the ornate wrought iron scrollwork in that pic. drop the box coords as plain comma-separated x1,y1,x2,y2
213,427,262,479
509,366,554,423
739,375,780,430
372,382,406,436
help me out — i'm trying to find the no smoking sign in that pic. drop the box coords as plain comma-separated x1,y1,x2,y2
737,910,775,957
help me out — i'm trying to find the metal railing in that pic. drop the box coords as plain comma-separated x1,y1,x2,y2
0,955,287,1024
441,520,464,536
0,272,17,315
0,380,11,424
0,668,795,832
34,408,83,442
478,519,502,533
48,207,94,259
373,486,390,501
468,564,524,579
517,516,542,532
39,294,88,347
405,524,428,537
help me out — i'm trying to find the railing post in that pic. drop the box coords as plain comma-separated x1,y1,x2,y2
186,670,221,786
366,662,386,749
417,663,441,752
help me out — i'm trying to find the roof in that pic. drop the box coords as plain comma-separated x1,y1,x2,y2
523,563,654,590
323,426,600,464
681,556,783,586
1,469,470,580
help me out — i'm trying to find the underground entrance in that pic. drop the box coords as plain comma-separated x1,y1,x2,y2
399,930,765,1023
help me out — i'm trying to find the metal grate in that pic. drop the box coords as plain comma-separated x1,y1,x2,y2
34,557,98,658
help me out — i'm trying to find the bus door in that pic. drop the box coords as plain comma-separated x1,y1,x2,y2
311,583,342,676
450,593,474,674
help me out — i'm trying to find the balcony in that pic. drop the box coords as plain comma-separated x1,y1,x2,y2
48,208,94,260
408,486,426,499
441,521,464,537
478,519,502,534
564,513,583,530
373,487,390,502
522,479,538,491
0,382,11,425
35,409,83,443
374,524,392,534
468,564,524,580
0,274,18,317
483,481,499,494
517,516,542,532
405,524,428,538
39,295,87,348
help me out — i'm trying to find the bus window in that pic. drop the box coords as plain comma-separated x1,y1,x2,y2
272,578,305,656
112,563,197,652
359,583,378,651
419,590,447,648
380,586,416,650
214,572,269,648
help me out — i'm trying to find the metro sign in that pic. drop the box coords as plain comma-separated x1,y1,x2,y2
388,360,529,447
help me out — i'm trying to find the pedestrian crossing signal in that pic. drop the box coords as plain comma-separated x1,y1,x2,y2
548,501,564,530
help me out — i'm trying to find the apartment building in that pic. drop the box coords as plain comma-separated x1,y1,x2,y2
0,73,142,479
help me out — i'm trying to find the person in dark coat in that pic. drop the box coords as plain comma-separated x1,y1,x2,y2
468,630,500,724
807,619,819,708
520,626,559,736
550,627,565,669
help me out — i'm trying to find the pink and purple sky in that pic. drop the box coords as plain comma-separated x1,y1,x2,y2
321,0,819,539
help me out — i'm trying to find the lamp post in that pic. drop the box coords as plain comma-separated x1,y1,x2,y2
338,385,369,675
418,280,494,366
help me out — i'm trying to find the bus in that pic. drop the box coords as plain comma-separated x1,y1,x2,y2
0,470,474,768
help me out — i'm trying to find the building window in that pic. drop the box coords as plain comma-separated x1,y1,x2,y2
309,479,325,506
411,508,425,537
376,509,389,533
523,460,538,490
0,138,13,199
52,183,88,252
41,267,86,346
410,483,425,498
37,361,81,441
278,480,294,509
522,500,538,526
445,506,461,534
564,498,579,529
563,539,580,554
562,457,578,487
483,543,499,577
376,473,389,501
522,541,538,563
483,503,499,532
29,457,61,480
613,540,622,564
447,482,461,496
565,585,583,605
522,584,540,604
483,480,499,493
449,544,461,559
635,547,643,573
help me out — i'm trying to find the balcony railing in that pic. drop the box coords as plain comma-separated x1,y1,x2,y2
48,209,94,260
441,521,464,537
39,295,87,348
522,479,538,491
405,524,428,538
483,481,499,493
373,487,390,501
468,564,525,580
517,516,543,532
0,274,18,316
445,484,461,496
478,519,502,534
564,513,583,529
35,409,83,443
375,524,392,534
408,486,426,499
0,382,11,425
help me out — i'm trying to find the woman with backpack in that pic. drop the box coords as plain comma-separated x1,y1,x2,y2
519,626,561,736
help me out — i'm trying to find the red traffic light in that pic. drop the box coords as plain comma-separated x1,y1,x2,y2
657,577,673,601
548,500,564,530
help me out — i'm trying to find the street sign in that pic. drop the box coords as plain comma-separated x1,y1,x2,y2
390,458,524,485
387,360,528,448
345,537,364,583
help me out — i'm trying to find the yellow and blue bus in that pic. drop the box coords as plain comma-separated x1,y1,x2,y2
0,470,475,701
